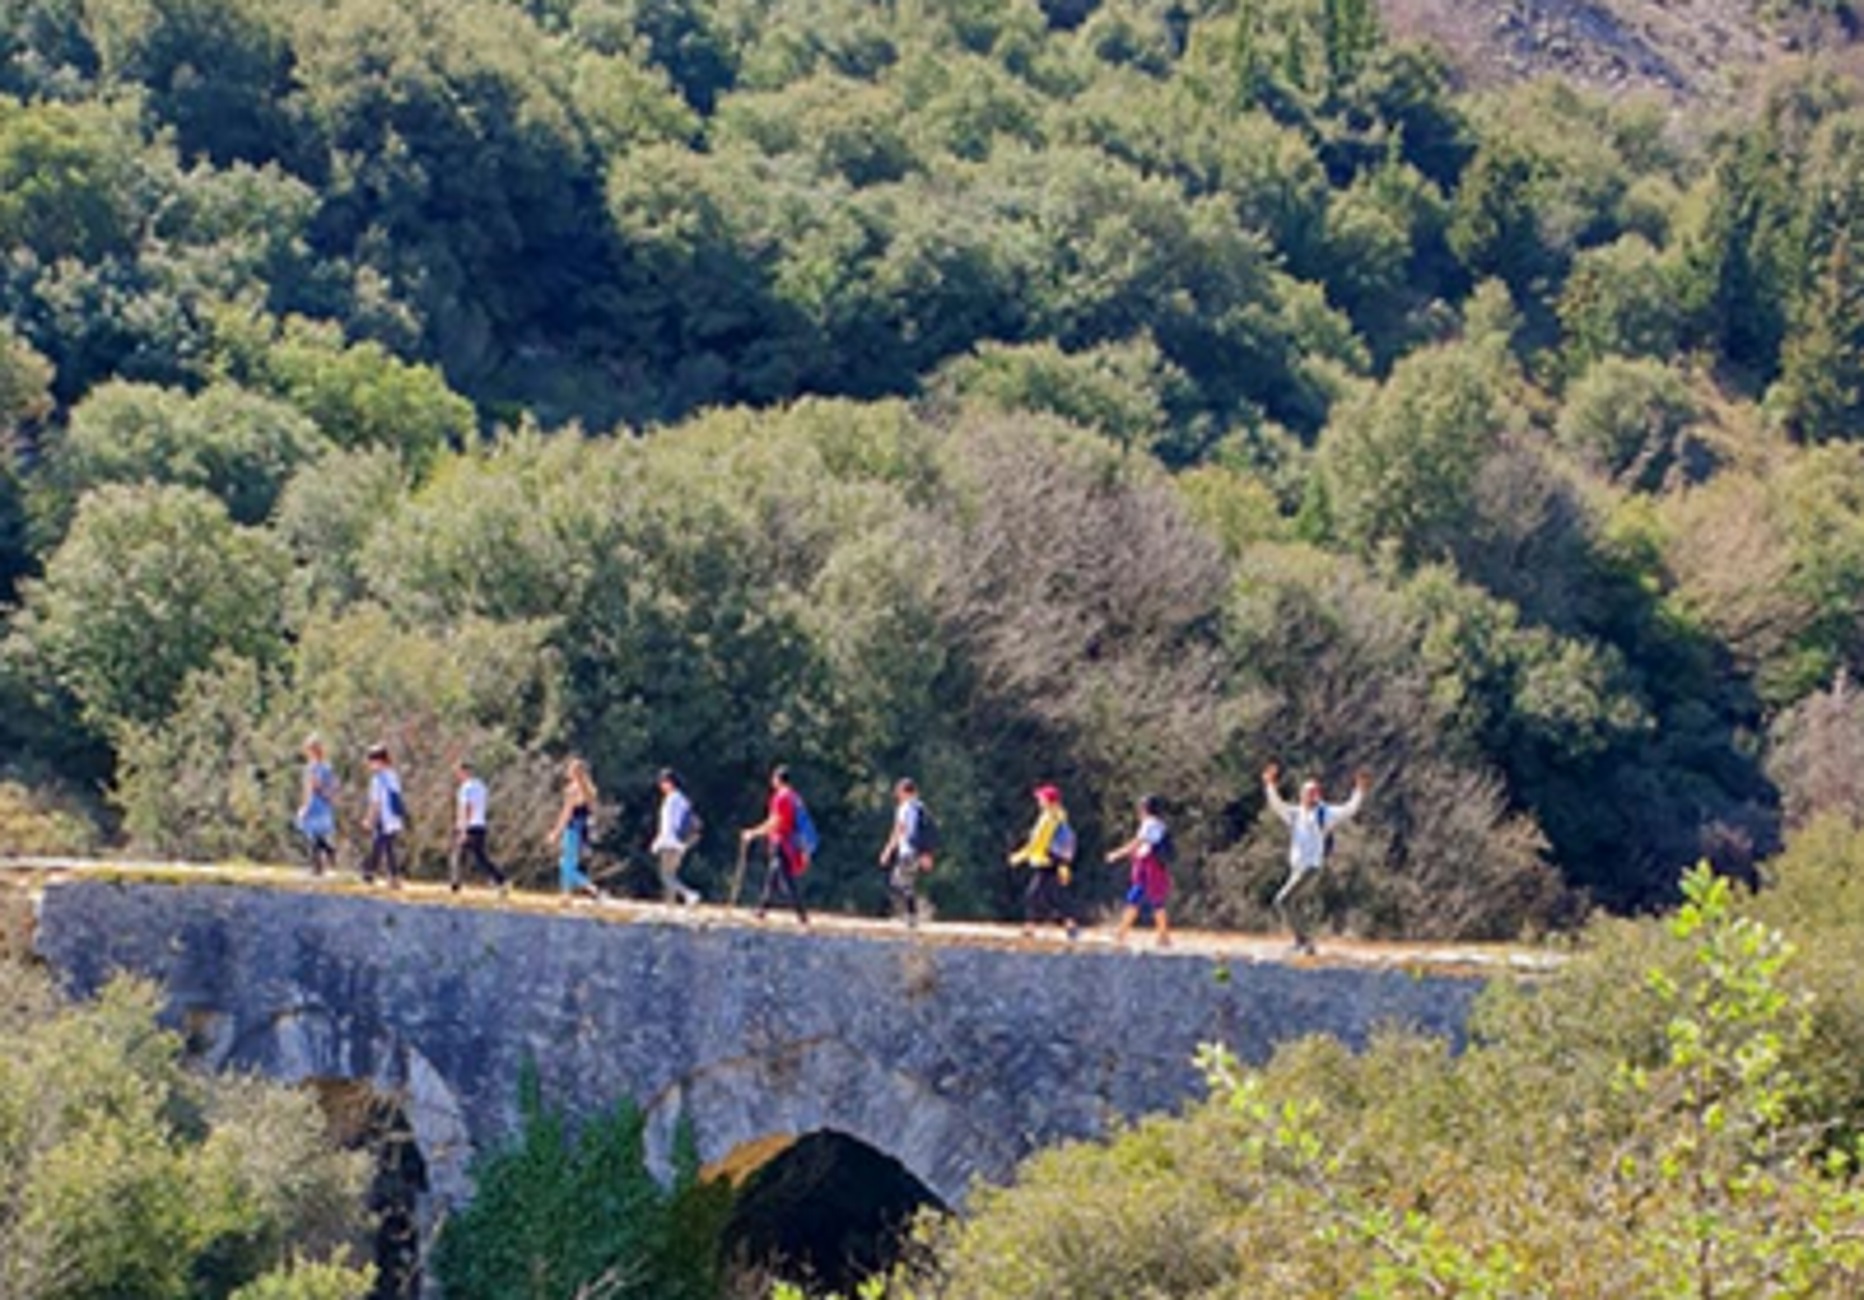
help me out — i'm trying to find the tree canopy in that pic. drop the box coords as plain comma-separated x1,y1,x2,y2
0,0,1862,938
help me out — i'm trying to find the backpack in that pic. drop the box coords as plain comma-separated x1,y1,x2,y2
793,797,820,858
1152,826,1176,867
1314,805,1335,861
1049,819,1076,865
913,802,940,856
388,784,407,825
675,802,702,846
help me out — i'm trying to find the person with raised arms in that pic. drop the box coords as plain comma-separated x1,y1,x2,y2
1262,762,1370,955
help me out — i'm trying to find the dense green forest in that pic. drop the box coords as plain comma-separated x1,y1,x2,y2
1,0,1863,940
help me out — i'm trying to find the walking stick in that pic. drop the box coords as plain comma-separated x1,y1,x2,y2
729,836,751,909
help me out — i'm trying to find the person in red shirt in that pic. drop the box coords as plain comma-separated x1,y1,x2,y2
739,765,810,925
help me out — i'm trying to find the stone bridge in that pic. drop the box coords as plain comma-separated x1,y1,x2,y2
28,873,1496,1218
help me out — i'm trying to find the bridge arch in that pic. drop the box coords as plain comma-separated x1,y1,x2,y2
642,1034,1003,1208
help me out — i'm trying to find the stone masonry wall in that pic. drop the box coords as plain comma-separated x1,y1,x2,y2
33,878,1486,1208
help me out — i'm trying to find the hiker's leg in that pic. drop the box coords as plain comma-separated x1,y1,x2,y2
657,848,686,902
449,836,464,890
362,832,384,882
560,826,589,893
1116,904,1137,943
383,833,401,885
1155,908,1171,947
1274,867,1313,945
756,849,783,914
775,849,808,923
466,828,504,886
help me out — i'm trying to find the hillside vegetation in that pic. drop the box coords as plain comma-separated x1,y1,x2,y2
1,0,1863,940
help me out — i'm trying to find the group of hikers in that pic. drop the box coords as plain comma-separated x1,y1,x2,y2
295,737,1373,952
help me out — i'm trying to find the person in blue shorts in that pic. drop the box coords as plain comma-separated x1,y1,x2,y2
1106,794,1172,948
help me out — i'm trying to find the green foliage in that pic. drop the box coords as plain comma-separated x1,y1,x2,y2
429,1064,726,1300
0,779,99,854
908,858,1864,1297
1320,340,1509,566
11,483,290,735
0,0,1862,933
1556,355,1704,489
52,379,325,525
0,968,372,1300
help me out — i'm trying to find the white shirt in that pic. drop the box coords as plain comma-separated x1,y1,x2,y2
1138,814,1166,855
653,789,693,852
1265,784,1361,871
457,777,488,830
371,769,405,835
895,798,925,856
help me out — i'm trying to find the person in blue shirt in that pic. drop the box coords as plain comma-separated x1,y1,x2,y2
295,736,338,877
651,768,702,906
361,743,406,889
1263,762,1369,954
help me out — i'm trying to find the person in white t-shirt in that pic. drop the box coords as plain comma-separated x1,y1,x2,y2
1262,762,1369,954
450,759,508,895
651,768,702,906
362,743,406,889
877,778,933,927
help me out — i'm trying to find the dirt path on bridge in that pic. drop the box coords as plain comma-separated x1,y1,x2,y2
1,858,1561,978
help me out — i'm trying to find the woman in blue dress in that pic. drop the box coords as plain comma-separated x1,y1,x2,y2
295,735,338,877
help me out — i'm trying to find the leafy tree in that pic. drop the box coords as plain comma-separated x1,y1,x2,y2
908,862,1864,1296
0,969,373,1300
1319,339,1509,566
50,379,325,526
10,483,289,735
429,1064,727,1300
1556,355,1705,491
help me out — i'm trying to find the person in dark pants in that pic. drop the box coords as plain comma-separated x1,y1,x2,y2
1009,783,1077,940
740,765,809,926
877,777,933,927
450,759,508,895
361,743,405,889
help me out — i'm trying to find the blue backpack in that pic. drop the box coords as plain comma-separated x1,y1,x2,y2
793,797,820,858
1049,819,1076,864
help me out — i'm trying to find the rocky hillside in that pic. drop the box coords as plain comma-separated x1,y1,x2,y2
1388,0,1860,101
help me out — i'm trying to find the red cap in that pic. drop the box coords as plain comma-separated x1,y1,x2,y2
1034,784,1061,803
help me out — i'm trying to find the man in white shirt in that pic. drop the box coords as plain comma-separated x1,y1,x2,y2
877,778,933,927
651,768,702,906
451,760,508,895
1263,762,1369,954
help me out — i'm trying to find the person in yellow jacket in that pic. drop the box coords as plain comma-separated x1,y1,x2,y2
1008,784,1078,940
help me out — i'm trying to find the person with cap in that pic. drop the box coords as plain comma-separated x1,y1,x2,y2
450,759,508,895
1262,762,1370,954
1106,793,1173,948
295,735,339,877
739,765,809,926
651,767,703,906
877,777,933,927
361,743,406,889
1008,783,1077,940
